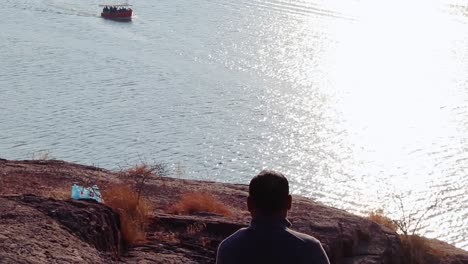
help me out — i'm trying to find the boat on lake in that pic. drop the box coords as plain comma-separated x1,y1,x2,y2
99,3,132,21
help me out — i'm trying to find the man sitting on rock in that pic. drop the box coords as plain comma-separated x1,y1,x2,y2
216,170,330,264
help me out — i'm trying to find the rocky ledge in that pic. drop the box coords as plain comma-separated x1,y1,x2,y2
0,159,467,264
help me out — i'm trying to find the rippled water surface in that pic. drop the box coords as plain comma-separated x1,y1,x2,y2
1,0,467,249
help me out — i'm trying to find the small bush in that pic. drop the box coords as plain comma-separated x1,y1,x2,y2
170,192,231,217
102,184,152,244
368,209,398,232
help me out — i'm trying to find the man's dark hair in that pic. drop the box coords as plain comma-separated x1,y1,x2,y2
249,170,289,212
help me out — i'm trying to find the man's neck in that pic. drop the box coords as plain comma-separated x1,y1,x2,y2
251,209,288,220
250,215,292,229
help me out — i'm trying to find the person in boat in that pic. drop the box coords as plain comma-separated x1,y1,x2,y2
216,170,330,264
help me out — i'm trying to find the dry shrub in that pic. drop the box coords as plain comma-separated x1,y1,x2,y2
401,235,444,264
368,209,398,232
368,210,445,264
125,163,155,179
121,163,165,201
170,192,231,217
102,183,152,244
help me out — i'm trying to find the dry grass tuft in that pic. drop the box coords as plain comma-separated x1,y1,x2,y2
170,192,231,217
368,209,398,232
44,188,70,200
102,183,152,244
401,235,444,263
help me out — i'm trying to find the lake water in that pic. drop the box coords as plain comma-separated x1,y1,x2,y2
1,0,467,249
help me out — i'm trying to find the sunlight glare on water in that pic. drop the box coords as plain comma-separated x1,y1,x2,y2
314,0,468,249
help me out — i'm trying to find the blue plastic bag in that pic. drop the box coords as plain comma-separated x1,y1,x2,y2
71,184,103,203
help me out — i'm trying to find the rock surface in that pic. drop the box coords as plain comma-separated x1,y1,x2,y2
0,195,118,263
1,159,467,264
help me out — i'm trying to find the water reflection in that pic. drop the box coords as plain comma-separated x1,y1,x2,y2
307,0,468,249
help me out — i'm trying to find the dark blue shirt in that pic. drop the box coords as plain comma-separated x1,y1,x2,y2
216,217,330,264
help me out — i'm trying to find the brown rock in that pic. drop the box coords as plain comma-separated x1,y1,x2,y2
0,196,115,263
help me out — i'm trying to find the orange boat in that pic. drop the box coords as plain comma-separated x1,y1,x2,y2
99,4,132,21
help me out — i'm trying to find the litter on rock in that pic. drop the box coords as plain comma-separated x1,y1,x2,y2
71,184,103,203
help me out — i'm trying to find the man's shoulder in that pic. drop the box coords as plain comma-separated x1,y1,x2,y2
286,228,330,263
286,228,323,246
218,227,251,249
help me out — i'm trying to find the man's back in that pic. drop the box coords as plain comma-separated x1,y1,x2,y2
216,218,330,264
